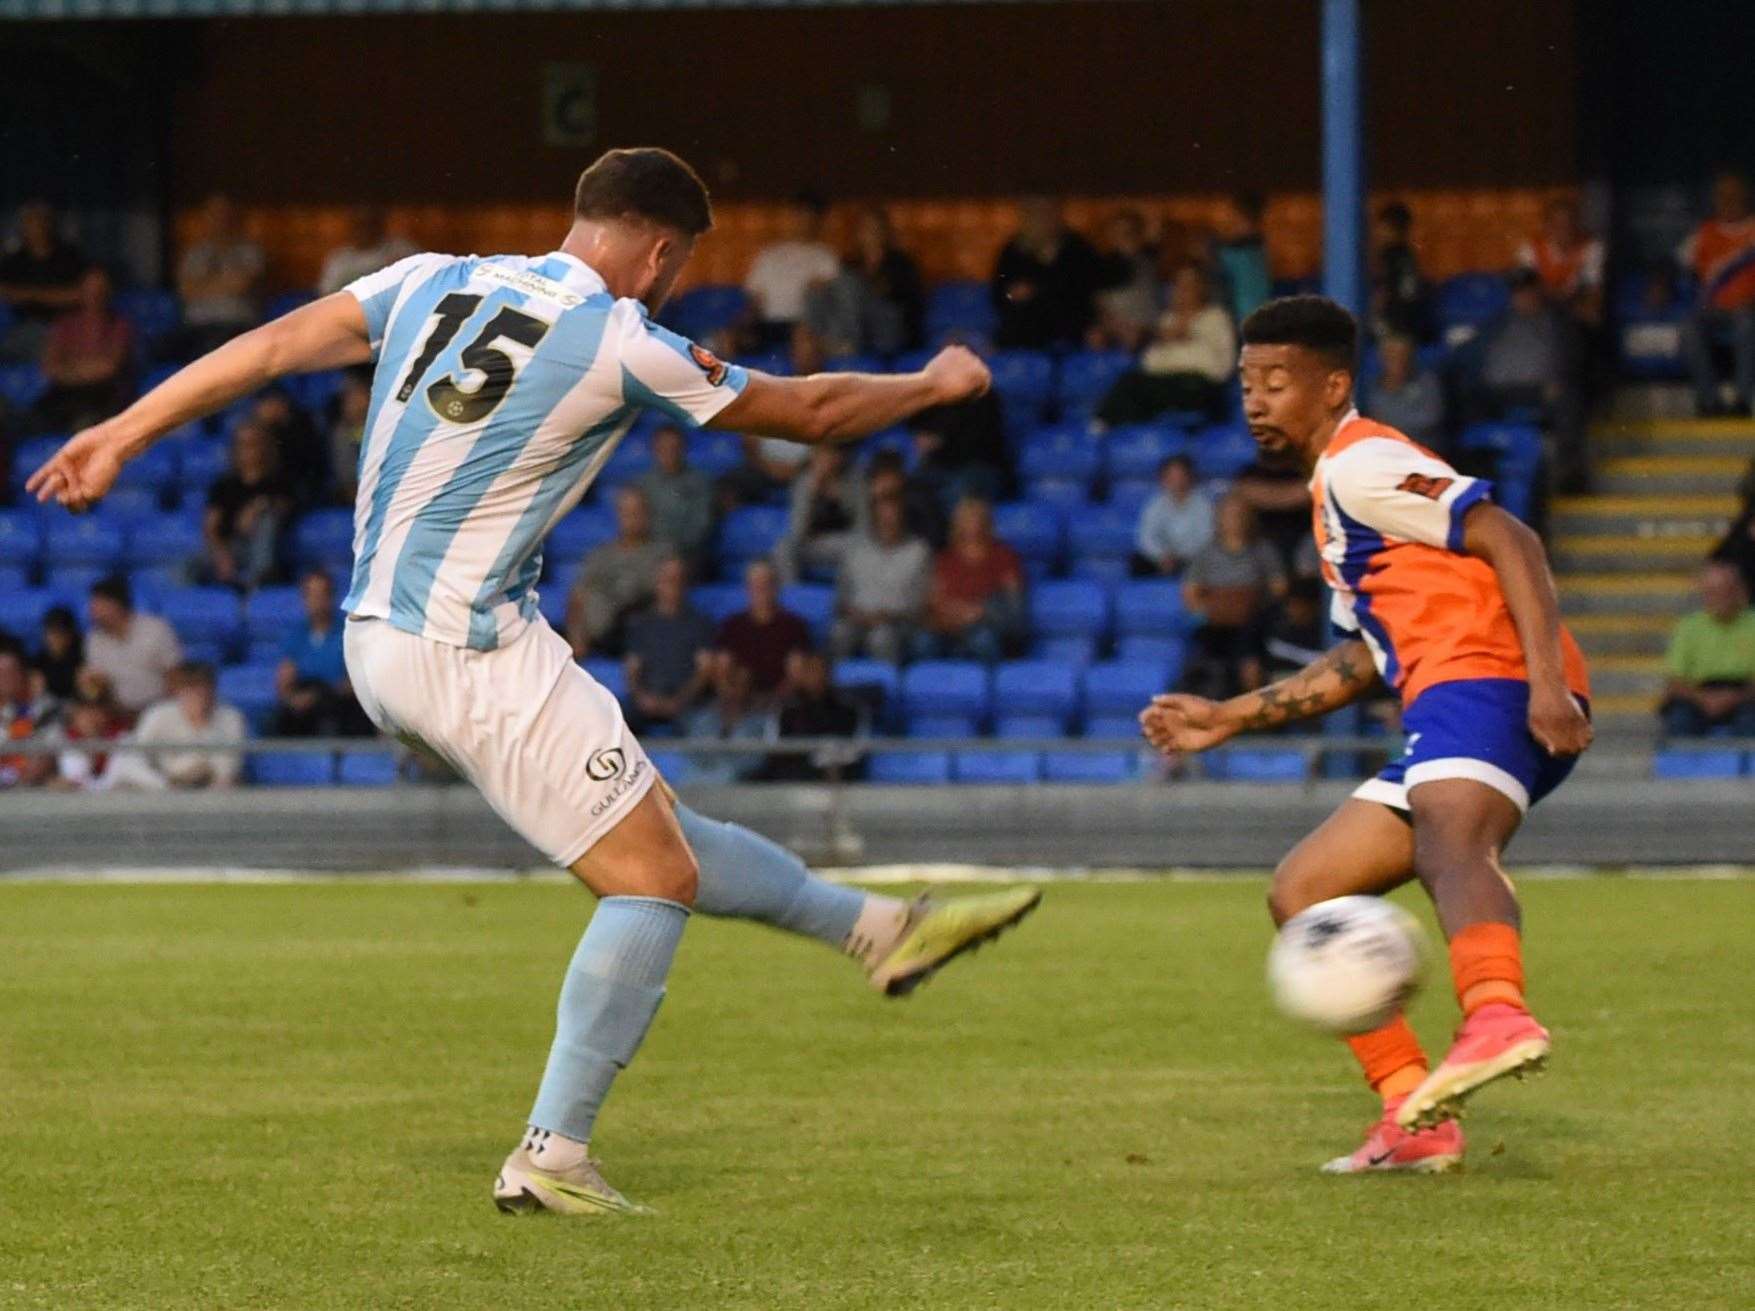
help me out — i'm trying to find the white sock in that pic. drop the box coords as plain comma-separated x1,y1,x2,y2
522,1124,590,1171
843,895,913,968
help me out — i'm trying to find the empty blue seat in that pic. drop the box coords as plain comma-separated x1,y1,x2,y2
8,437,63,498
1019,426,1102,484
867,751,952,784
1207,748,1310,782
925,281,997,341
991,503,1063,572
689,429,745,477
114,288,181,345
130,515,205,572
1105,423,1190,481
244,586,307,644
665,284,750,340
645,750,696,785
177,441,231,497
42,510,126,570
1066,505,1137,564
284,368,341,415
546,507,617,564
907,713,980,738
1191,425,1258,480
578,658,627,700
1084,713,1142,738
108,443,179,498
1436,273,1511,337
0,363,47,410
1114,635,1188,675
1106,479,1156,514
44,564,110,594
0,510,42,571
988,350,1054,428
1032,634,1099,666
0,588,57,642
1461,422,1542,468
1030,580,1110,642
0,565,27,591
1056,351,1134,419
953,751,1040,783
337,752,400,786
993,660,1079,726
1083,660,1169,718
1042,750,1137,783
1068,555,1130,585
833,658,899,725
216,664,281,732
780,583,835,642
901,660,990,722
597,431,654,487
154,586,244,655
995,714,1064,740
1114,580,1192,638
718,506,788,565
292,509,355,569
251,751,335,787
1652,750,1745,780
688,582,745,625
103,490,163,529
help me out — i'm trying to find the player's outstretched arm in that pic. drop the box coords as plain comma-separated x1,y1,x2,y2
1139,639,1379,755
1461,502,1593,756
707,345,990,446
27,294,373,512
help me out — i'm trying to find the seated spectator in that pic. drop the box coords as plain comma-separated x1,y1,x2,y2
1245,576,1327,693
1096,264,1235,426
31,605,83,702
176,194,265,356
1090,209,1162,351
1679,169,1755,417
1210,192,1272,326
134,661,247,789
0,200,87,363
1372,201,1431,342
806,205,925,359
316,206,417,296
250,388,326,508
85,576,182,718
636,424,715,562
204,421,297,590
925,497,1024,662
565,486,671,657
0,642,57,788
716,559,813,704
832,490,932,664
1659,561,1755,739
680,654,769,784
764,649,864,782
326,369,373,505
46,674,136,792
1231,448,1312,568
1132,454,1215,578
276,569,371,737
909,388,1010,508
1471,268,1584,489
866,450,947,549
1369,332,1446,452
1710,458,1755,597
777,445,867,583
1517,197,1604,330
37,267,133,433
1181,495,1287,699
991,197,1102,349
718,433,811,510
744,193,840,349
623,557,715,734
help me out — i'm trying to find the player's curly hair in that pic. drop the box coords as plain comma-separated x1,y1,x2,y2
575,148,713,236
1240,295,1358,372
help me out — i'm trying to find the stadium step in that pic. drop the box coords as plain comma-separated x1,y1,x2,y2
1583,653,1667,699
1550,532,1719,573
1593,416,1755,458
1558,571,1696,616
1592,454,1751,496
1549,493,1736,538
1566,612,1674,657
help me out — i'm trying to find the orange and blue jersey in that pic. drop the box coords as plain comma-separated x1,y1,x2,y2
1309,411,1591,709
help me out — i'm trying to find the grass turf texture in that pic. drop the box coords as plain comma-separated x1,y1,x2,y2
1,878,1752,1311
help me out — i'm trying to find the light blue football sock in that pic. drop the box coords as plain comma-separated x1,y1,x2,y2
528,895,687,1144
675,803,865,950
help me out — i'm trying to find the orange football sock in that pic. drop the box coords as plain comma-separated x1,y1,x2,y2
1344,1016,1428,1102
1449,921,1527,1016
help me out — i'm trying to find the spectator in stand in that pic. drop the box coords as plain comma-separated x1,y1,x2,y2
716,559,813,706
133,661,247,790
924,496,1024,662
1679,169,1755,417
176,194,265,355
1472,268,1585,489
0,201,87,363
1131,454,1215,578
250,388,327,507
1372,201,1431,343
1231,448,1311,569
1180,495,1287,699
45,673,138,791
832,489,932,664
275,568,370,737
718,433,810,510
777,444,867,583
1517,197,1605,330
1210,192,1272,326
622,557,715,735
909,387,1010,509
1710,458,1755,596
991,198,1102,349
1659,561,1755,739
1368,332,1446,453
681,655,770,784
316,206,417,296
867,449,948,548
85,576,181,718
806,206,924,359
37,266,133,433
204,421,297,590
1246,576,1328,693
764,649,864,782
31,605,83,702
0,642,57,788
1090,209,1162,351
636,424,715,563
326,369,372,505
1096,263,1235,426
744,193,840,350
564,485,670,657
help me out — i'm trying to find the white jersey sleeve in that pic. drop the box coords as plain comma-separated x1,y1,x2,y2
610,300,750,427
341,252,455,353
1324,437,1493,553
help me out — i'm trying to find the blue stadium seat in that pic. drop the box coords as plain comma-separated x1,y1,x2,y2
1114,635,1188,678
284,368,341,414
581,658,628,700
1030,579,1111,644
42,509,126,570
901,659,990,723
1435,273,1511,341
994,714,1064,740
1056,351,1134,420
1019,426,1102,485
645,750,696,785
1083,660,1170,719
44,564,109,595
718,505,788,566
250,751,336,787
1066,505,1137,566
1191,425,1258,480
130,514,205,573
833,658,899,727
953,750,1041,783
177,440,231,498
907,713,980,738
1461,422,1542,468
0,510,43,573
1114,579,1193,639
1042,750,1138,783
103,489,164,529
689,429,745,477
546,506,617,565
1105,423,1191,482
780,583,835,642
993,659,1079,727
1206,748,1310,782
244,585,307,645
925,281,997,342
866,751,952,784
153,586,244,658
1067,555,1130,585
245,638,287,666
597,431,654,488
1083,714,1142,739
1022,476,1093,509
0,588,56,644
292,509,355,570
665,284,750,341
337,752,400,787
0,362,48,411
109,443,179,498
0,565,28,591
988,350,1054,430
1031,634,1099,666
113,288,181,347
1107,478,1155,514
991,503,1063,578
688,582,745,625
8,437,63,499
1651,750,1745,780
216,664,281,733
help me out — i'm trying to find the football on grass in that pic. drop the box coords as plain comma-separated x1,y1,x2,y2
1267,896,1427,1034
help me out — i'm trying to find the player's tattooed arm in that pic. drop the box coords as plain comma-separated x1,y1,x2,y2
1140,641,1379,755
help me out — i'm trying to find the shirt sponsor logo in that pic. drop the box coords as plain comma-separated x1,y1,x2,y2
476,263,584,310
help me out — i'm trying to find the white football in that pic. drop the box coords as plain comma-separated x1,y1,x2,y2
1267,896,1427,1034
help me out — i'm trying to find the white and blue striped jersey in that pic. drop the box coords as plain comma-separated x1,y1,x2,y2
338,250,748,650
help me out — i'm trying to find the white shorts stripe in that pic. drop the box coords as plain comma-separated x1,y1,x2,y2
1403,757,1531,813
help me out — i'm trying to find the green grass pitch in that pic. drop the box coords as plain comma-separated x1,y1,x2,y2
2,877,1752,1310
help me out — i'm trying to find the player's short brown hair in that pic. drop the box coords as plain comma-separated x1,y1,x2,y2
1241,295,1358,373
574,148,713,237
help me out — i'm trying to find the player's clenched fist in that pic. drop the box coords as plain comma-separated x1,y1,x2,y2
1527,681,1593,757
922,345,991,404
1139,693,1236,755
25,423,127,514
